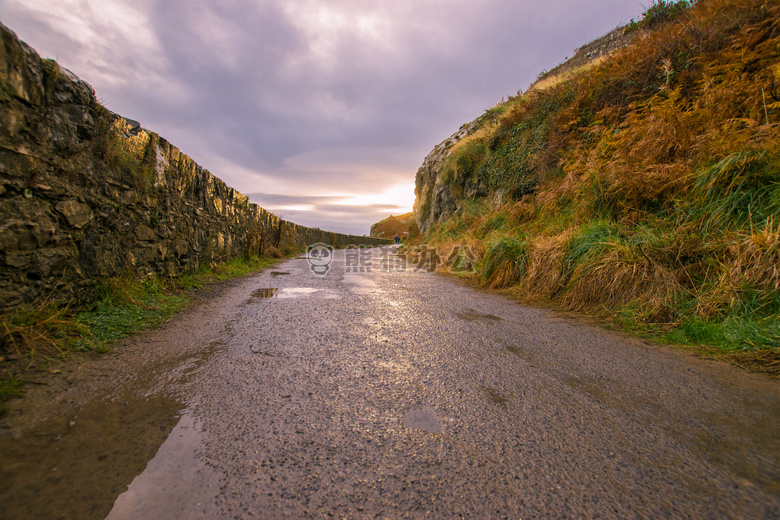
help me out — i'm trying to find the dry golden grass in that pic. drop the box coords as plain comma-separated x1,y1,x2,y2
0,302,86,367
528,57,607,93
483,260,523,289
547,0,780,213
448,123,499,157
731,219,780,291
516,231,571,300
717,218,780,311
727,348,780,376
562,238,683,317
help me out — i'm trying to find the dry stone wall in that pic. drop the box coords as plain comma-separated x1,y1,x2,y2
0,23,388,311
530,26,634,89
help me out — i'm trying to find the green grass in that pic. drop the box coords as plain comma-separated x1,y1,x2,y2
177,255,277,289
682,151,780,237
476,211,510,238
0,254,278,406
616,293,780,353
562,221,624,279
644,316,780,352
74,281,188,348
676,315,780,351
480,236,529,289
77,255,277,346
0,377,22,416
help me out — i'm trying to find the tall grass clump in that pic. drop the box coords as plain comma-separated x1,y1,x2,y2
681,151,780,235
562,222,624,280
481,236,529,289
1,300,88,365
1,254,278,397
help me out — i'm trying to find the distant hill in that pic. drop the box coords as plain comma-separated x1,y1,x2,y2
370,212,419,241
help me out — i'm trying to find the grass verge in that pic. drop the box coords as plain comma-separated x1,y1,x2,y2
0,254,278,413
418,204,779,376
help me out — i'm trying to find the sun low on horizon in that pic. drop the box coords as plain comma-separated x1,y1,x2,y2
0,0,646,236
248,181,417,236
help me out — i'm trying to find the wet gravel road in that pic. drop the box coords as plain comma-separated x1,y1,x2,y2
3,247,780,519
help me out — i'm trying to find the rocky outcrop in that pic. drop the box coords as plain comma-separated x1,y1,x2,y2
0,23,388,311
413,25,636,233
412,121,479,234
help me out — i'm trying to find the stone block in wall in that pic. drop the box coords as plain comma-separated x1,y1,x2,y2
55,200,92,229
78,233,122,278
0,281,35,309
135,225,156,241
0,33,45,106
4,250,31,268
34,245,77,277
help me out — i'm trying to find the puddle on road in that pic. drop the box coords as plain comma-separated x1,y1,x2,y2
276,288,318,298
506,345,537,366
0,342,224,520
0,394,184,520
402,407,443,434
455,309,503,323
481,386,509,408
270,271,291,276
252,288,278,298
246,287,326,303
106,413,219,519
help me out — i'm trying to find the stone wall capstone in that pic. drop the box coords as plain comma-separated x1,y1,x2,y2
0,23,389,311
530,26,634,89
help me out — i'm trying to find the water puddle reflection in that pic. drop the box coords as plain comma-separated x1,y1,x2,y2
251,288,278,298
455,309,502,323
106,413,219,519
276,288,318,298
0,340,226,520
402,406,443,434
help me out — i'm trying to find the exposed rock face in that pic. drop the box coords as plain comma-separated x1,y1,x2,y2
413,26,635,233
0,23,387,311
412,121,479,234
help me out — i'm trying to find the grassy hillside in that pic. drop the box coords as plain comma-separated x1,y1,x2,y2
414,0,780,373
370,212,419,240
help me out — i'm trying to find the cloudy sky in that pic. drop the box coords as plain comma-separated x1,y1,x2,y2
1,1,645,235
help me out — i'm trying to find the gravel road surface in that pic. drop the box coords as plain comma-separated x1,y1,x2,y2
2,246,778,519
